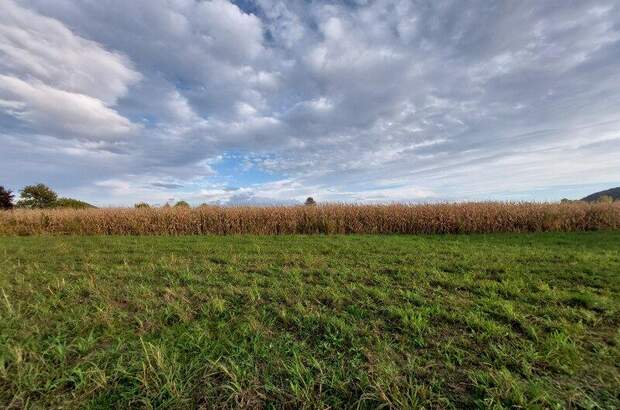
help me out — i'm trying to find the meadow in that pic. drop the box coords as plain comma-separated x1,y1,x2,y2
1,201,619,235
1,232,619,408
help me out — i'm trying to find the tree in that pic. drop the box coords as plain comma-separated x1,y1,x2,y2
0,186,14,210
174,200,190,208
17,184,58,209
304,197,316,206
134,202,150,209
598,195,614,204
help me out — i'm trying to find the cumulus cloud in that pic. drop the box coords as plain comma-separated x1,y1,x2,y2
0,75,136,138
2,0,620,204
0,0,140,140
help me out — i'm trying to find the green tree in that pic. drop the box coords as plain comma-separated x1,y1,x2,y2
304,197,316,206
174,200,190,208
17,184,58,209
0,186,15,210
134,202,150,209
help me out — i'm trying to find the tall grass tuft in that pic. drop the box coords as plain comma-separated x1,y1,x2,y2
0,202,618,235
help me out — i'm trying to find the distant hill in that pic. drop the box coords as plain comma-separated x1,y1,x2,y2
581,187,620,202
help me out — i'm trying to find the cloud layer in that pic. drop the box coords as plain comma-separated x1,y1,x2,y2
2,0,620,205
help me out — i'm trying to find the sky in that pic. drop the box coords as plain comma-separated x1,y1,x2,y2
1,0,619,206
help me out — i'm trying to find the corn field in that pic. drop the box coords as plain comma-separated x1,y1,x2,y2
1,202,619,235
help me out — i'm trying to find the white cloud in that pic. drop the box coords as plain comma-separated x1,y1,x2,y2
191,0,264,63
0,75,137,139
0,0,140,140
2,0,620,204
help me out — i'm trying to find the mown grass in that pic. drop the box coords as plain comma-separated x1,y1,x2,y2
1,232,619,408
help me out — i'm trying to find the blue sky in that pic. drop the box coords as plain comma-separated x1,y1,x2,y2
1,0,619,205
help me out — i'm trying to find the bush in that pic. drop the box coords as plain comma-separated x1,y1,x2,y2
54,198,95,209
304,197,316,206
174,200,190,208
134,202,150,209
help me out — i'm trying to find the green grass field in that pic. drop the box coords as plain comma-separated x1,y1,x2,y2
1,233,619,408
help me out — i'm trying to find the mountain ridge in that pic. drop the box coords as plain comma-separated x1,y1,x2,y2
581,187,620,202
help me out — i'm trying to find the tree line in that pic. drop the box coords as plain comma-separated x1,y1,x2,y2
0,184,94,210
0,184,201,210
